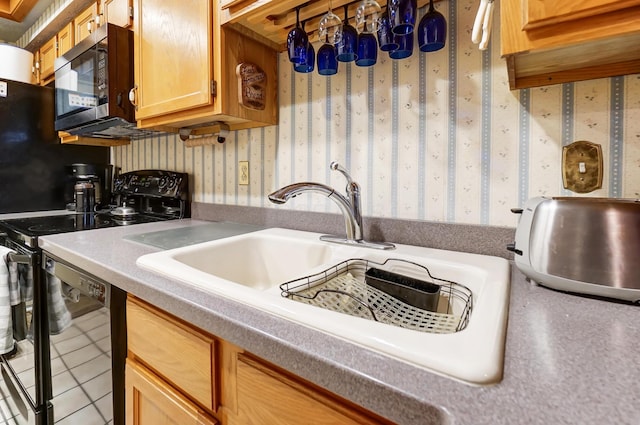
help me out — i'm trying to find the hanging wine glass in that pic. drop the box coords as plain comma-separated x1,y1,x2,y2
294,21,315,73
389,0,417,35
287,7,309,64
418,0,447,52
377,7,399,52
318,1,342,45
337,5,358,62
317,40,339,76
355,0,382,33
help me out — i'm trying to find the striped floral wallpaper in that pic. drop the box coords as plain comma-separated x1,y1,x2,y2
112,0,640,227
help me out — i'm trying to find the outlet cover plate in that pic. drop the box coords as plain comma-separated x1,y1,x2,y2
238,161,249,185
562,140,603,193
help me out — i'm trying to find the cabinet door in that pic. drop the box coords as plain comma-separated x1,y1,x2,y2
230,354,393,425
103,0,133,28
127,297,217,411
57,23,74,57
523,0,640,29
126,361,218,425
39,36,57,84
75,3,98,44
133,0,213,121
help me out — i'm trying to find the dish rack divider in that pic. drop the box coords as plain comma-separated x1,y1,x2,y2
279,258,473,334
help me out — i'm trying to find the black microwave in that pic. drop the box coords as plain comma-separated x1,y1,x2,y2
54,24,136,138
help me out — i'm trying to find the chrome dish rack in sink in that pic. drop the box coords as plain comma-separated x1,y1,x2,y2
279,258,473,334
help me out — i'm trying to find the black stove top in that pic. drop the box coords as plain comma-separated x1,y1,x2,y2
0,210,172,248
1,212,166,236
0,170,189,249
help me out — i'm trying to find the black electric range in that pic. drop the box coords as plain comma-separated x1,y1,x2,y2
0,169,189,425
0,169,189,248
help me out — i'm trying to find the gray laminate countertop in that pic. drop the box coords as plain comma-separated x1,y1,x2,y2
39,219,640,425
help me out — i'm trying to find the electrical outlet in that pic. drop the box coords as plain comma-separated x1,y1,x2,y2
238,161,249,185
0,81,7,97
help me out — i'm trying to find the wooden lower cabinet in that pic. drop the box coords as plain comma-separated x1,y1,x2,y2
231,354,392,425
125,296,394,425
126,360,218,425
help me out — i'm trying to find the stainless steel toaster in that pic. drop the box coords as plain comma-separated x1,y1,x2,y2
508,197,640,303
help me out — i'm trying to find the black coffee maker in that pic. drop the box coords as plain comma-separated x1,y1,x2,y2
65,163,113,211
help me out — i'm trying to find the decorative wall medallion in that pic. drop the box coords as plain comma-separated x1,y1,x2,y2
236,62,266,111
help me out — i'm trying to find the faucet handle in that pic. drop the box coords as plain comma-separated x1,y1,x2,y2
330,161,355,185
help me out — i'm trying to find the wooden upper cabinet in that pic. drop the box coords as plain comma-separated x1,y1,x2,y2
40,21,74,85
102,0,133,28
132,0,213,123
74,3,99,45
38,36,57,84
522,0,640,30
57,23,75,57
131,0,278,134
500,0,640,89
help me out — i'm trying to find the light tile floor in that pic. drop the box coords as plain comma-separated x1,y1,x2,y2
0,307,112,424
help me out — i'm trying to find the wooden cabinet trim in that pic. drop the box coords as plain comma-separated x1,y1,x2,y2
126,360,218,425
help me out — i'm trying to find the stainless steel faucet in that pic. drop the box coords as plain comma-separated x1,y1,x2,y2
268,161,395,250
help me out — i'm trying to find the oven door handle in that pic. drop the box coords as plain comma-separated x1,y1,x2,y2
7,252,33,265
2,232,34,265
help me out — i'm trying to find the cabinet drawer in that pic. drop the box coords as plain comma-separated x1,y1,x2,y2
127,297,217,410
126,360,218,425
232,354,394,425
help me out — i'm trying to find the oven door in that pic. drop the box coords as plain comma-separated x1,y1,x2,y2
0,237,52,425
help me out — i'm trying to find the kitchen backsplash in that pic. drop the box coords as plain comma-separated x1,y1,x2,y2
110,0,640,227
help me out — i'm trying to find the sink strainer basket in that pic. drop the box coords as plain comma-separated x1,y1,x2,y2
279,258,473,334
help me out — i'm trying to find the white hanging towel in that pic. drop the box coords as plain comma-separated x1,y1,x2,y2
472,0,495,50
47,274,72,335
0,247,15,354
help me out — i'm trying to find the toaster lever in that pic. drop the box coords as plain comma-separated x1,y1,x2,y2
506,243,522,256
510,208,523,214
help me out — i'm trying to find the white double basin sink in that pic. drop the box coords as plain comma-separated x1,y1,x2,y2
136,227,510,385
